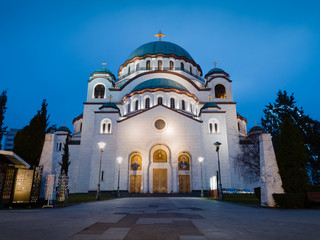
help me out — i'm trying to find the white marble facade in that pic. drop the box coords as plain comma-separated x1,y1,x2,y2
40,39,259,194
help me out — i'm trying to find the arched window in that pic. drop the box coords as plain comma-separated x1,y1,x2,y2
127,103,131,114
190,104,193,113
94,84,105,99
238,122,241,131
158,60,162,70
146,60,151,70
190,66,192,74
145,98,150,109
170,61,174,70
208,119,219,134
135,100,139,111
181,62,184,70
181,100,185,110
128,66,131,74
80,123,82,132
101,118,112,134
136,63,139,71
215,84,226,98
170,98,175,109
158,97,163,105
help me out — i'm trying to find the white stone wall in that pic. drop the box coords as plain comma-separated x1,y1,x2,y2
75,104,101,192
68,144,80,193
39,133,55,197
114,105,203,193
260,133,284,207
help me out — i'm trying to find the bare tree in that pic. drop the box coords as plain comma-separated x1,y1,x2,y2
234,134,260,183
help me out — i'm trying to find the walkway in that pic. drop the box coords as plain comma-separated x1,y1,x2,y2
0,198,319,240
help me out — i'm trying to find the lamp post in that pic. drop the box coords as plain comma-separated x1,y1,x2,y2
198,157,204,197
116,156,123,198
213,141,223,200
96,142,106,200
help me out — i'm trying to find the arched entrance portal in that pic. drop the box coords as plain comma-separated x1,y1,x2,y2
153,149,167,193
129,153,142,193
149,145,172,193
178,153,191,193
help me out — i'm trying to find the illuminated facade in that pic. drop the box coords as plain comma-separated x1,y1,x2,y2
40,35,255,194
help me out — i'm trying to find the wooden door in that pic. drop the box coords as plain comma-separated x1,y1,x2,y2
130,175,141,193
179,175,190,193
153,169,167,193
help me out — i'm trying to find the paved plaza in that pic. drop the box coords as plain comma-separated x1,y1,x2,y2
0,197,319,240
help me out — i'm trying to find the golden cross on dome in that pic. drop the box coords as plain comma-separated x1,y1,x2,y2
108,94,112,103
213,62,217,68
102,62,106,69
255,120,257,126
155,30,165,41
208,95,212,102
63,120,65,126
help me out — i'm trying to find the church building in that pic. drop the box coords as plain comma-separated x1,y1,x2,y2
40,32,255,194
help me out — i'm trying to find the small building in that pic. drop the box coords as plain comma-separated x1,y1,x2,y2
3,128,20,151
0,151,41,206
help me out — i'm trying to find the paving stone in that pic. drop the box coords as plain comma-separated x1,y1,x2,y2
136,218,173,224
1,198,320,240
99,214,126,223
173,218,190,221
179,236,208,240
68,234,100,240
97,227,130,240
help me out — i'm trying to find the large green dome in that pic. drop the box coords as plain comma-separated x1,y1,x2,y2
127,41,194,61
132,78,189,93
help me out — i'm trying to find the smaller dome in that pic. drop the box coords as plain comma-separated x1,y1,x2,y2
132,78,189,93
92,68,115,79
205,68,228,78
249,126,266,134
57,126,71,132
201,102,219,110
99,102,119,110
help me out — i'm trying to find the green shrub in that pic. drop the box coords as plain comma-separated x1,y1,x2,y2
273,193,306,208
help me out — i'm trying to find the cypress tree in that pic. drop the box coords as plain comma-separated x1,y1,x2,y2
59,138,71,176
262,90,320,185
276,119,309,193
13,100,54,167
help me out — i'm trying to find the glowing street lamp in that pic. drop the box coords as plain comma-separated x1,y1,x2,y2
198,157,204,197
213,141,223,200
96,142,106,200
117,156,123,198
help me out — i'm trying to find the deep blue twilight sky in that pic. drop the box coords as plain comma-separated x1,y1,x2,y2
1,0,320,135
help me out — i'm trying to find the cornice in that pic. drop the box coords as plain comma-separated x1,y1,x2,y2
88,76,115,86
117,104,203,123
205,75,232,87
201,111,226,114
110,71,210,92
